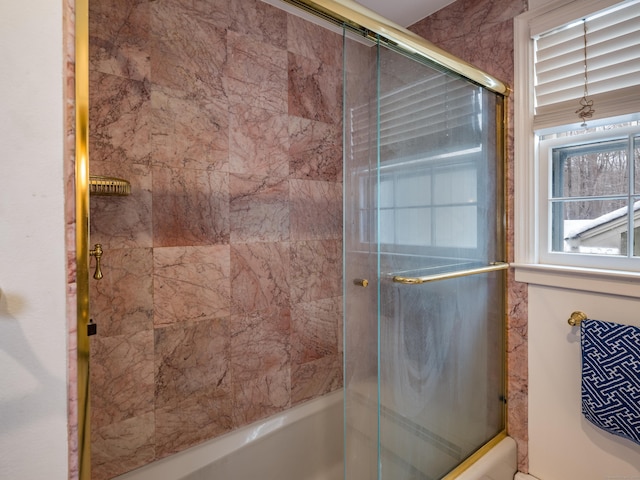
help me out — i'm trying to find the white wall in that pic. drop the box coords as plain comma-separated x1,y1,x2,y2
0,1,69,479
527,281,640,479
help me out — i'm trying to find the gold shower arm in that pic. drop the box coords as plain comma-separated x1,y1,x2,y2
392,262,509,285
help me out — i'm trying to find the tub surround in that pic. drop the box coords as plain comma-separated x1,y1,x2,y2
82,0,529,477
88,1,343,477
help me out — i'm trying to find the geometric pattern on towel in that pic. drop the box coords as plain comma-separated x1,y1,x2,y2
581,318,640,445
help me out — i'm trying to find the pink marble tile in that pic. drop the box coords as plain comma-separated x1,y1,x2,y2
287,14,343,67
230,242,290,314
463,22,515,86
289,179,342,241
288,51,342,125
66,283,78,480
91,412,155,480
289,117,342,182
89,247,153,337
153,245,230,326
224,31,288,113
154,317,230,405
229,0,287,49
64,0,78,473
291,353,343,405
462,0,527,34
89,71,152,166
150,3,227,99
152,167,229,247
150,85,229,172
153,0,230,29
89,0,150,81
154,318,232,456
90,330,155,429
290,239,342,304
155,391,233,459
408,1,465,46
291,297,341,365
508,273,529,471
229,174,289,243
90,161,153,249
229,104,289,176
230,307,291,426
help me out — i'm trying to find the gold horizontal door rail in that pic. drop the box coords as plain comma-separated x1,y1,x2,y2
392,262,509,285
280,0,508,95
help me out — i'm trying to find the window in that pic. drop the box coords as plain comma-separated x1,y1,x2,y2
539,123,640,268
376,155,479,249
349,71,498,258
515,0,640,273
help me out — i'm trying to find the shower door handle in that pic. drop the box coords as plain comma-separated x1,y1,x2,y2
353,278,369,287
392,262,509,285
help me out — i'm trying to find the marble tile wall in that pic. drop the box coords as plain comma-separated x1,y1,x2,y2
64,0,78,477
409,0,529,471
88,1,343,478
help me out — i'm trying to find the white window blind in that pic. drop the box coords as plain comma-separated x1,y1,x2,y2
348,72,482,159
533,0,640,130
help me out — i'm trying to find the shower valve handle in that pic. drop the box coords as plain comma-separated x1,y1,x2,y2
353,278,369,287
89,243,103,280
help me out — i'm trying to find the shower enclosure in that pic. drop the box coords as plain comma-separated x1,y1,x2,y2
342,29,507,479
75,0,509,477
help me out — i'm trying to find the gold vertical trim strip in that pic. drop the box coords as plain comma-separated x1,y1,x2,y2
280,0,509,95
500,93,509,437
75,0,91,477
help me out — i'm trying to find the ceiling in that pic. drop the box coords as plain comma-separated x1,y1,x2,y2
357,0,455,27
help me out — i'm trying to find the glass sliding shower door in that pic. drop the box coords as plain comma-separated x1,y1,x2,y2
343,29,506,480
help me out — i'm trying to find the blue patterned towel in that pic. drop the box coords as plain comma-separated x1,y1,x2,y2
581,319,640,445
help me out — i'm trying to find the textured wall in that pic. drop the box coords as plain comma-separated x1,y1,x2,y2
88,1,343,477
409,0,530,472
0,2,69,480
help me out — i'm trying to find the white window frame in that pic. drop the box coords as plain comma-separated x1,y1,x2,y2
513,0,640,296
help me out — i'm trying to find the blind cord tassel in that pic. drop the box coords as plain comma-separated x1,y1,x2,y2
576,19,595,127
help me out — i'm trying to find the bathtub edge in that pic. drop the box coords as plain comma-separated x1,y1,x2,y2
114,389,344,480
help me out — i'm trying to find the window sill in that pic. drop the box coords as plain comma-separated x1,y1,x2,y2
512,263,640,298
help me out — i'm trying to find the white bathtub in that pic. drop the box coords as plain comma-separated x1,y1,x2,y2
116,389,517,480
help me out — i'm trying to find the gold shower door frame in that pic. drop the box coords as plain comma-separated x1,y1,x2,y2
75,0,91,477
